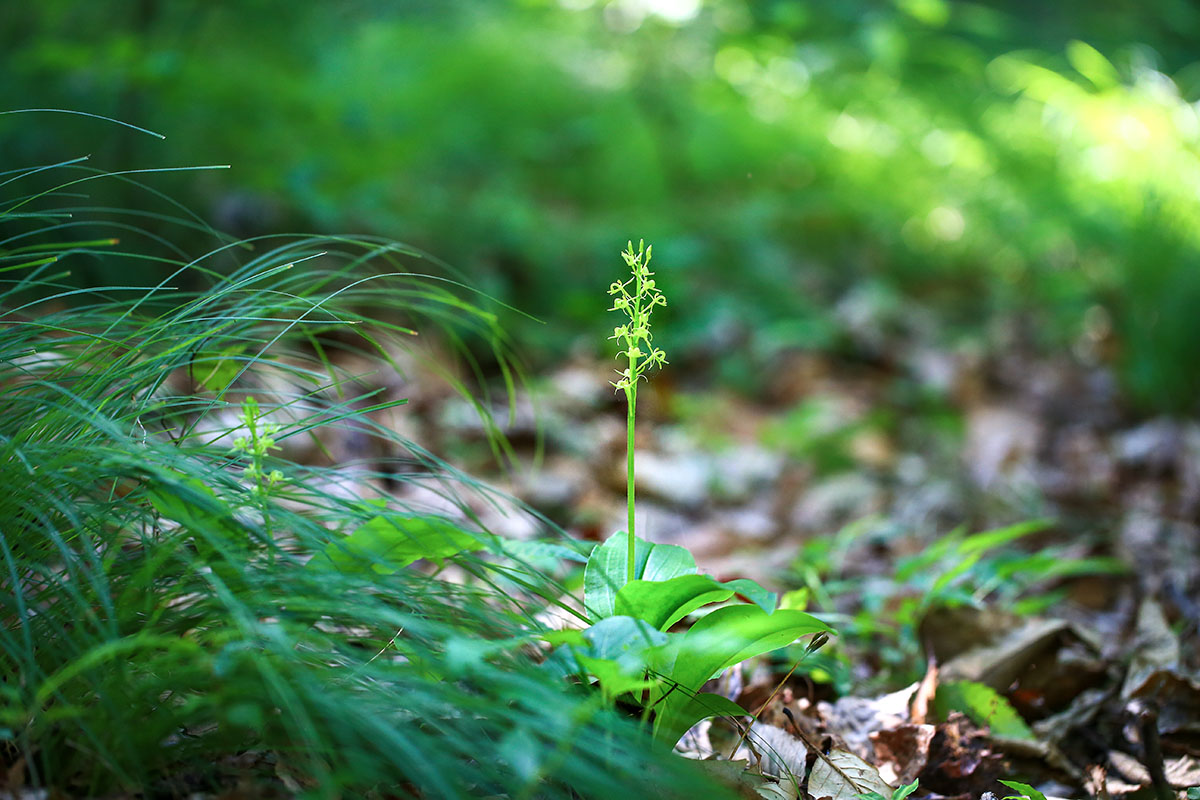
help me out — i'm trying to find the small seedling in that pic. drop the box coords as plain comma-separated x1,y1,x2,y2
998,779,1049,800
857,779,920,800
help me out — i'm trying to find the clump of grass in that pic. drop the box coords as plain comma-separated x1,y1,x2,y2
0,128,727,798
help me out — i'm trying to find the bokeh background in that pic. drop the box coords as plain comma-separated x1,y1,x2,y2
5,0,1200,412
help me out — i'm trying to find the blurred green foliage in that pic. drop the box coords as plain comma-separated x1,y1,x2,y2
789,516,1125,689
762,397,888,475
5,0,1200,410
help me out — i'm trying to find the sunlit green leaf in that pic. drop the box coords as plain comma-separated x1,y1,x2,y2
998,779,1048,800
615,574,776,631
194,345,247,391
584,532,697,621
313,514,485,574
648,606,833,744
935,681,1035,741
650,692,747,746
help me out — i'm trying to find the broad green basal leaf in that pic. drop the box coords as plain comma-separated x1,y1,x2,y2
500,538,590,565
614,574,777,631
582,615,668,663
721,578,777,616
648,605,833,744
311,514,486,574
650,692,748,747
144,473,239,538
584,532,697,621
548,616,667,677
577,655,659,702
550,616,667,698
666,605,834,691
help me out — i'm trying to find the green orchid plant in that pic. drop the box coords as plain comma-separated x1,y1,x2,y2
550,242,835,746
608,239,668,577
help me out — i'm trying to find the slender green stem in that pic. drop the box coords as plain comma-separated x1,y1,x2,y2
625,372,637,582
625,262,644,585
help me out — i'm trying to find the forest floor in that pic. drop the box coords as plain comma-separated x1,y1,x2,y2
360,321,1200,799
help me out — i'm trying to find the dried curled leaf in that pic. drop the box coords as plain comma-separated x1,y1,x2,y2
806,748,893,800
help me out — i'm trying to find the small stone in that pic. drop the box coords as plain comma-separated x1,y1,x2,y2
604,501,695,546
571,416,626,462
964,405,1041,489
634,450,713,509
547,362,609,414
517,459,587,516
891,478,963,532
713,505,777,542
791,473,885,532
521,470,579,511
710,444,783,504
1114,417,1181,473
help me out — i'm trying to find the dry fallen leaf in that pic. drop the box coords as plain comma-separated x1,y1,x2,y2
911,656,939,726
936,615,1106,716
1107,749,1151,786
1164,755,1200,789
691,759,800,800
741,721,808,783
1031,687,1109,745
918,713,1004,798
807,748,894,800
963,404,1041,489
820,684,914,760
1126,670,1200,735
1084,763,1143,797
871,724,936,785
1122,598,1180,699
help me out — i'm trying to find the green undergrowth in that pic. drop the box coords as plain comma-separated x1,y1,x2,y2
787,517,1125,693
0,144,736,798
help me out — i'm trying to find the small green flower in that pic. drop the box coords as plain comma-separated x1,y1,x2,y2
608,239,667,393
608,239,667,578
234,395,285,502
